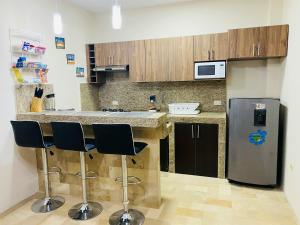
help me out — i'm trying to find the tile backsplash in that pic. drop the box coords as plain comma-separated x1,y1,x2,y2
96,73,226,112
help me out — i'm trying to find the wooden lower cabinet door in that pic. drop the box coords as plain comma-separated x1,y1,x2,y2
195,124,219,178
175,123,196,175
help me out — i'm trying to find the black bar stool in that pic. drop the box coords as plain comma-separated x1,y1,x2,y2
92,124,148,225
51,121,102,221
10,120,65,213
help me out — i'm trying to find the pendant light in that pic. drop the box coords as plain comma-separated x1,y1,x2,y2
112,0,122,30
53,0,63,35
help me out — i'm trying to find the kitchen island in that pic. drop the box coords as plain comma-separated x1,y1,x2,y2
17,111,170,209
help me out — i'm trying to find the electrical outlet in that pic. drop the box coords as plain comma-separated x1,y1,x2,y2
214,100,222,106
112,100,119,106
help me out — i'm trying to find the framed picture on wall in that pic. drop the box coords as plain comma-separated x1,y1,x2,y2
76,67,85,77
55,37,65,49
66,54,75,64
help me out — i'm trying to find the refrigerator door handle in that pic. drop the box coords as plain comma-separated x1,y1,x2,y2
197,125,200,139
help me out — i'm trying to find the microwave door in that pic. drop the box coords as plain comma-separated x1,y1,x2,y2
198,65,215,77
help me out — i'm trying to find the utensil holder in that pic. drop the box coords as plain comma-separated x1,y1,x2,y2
30,97,43,112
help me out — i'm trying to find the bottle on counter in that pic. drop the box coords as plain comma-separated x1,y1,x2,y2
148,95,157,112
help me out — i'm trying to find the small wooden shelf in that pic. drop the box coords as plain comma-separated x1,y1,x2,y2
86,44,106,84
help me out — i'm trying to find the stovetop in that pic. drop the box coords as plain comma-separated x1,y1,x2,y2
102,108,131,112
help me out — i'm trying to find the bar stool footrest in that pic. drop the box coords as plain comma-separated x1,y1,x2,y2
115,176,142,185
75,171,98,179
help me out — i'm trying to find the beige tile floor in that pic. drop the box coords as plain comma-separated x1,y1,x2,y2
0,172,298,225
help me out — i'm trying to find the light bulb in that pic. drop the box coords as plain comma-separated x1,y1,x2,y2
53,12,63,35
112,3,122,30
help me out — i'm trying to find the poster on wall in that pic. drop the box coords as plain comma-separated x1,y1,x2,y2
76,67,85,77
66,54,75,64
55,37,65,49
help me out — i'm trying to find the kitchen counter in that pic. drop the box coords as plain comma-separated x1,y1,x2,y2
17,111,168,128
16,111,170,209
167,112,227,178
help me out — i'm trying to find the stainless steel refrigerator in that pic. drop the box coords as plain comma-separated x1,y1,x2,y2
228,98,280,186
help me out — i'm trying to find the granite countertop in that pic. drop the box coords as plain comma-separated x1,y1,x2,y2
167,112,226,123
16,111,168,128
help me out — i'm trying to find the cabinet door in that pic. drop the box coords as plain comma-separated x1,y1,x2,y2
265,25,289,57
95,43,111,66
145,38,171,82
170,36,194,81
110,41,130,65
228,27,260,59
194,34,212,61
129,40,146,82
211,33,228,60
175,123,196,175
195,124,218,178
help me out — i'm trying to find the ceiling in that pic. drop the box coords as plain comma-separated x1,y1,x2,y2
67,0,194,13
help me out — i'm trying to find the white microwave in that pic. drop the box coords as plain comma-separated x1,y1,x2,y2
194,61,226,80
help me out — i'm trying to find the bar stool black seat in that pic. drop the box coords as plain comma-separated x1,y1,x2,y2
51,121,103,221
10,120,65,213
92,123,148,225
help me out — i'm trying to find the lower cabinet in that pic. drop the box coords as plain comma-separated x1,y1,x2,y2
175,123,218,178
160,136,169,172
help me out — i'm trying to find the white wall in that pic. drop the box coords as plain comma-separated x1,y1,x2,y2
281,0,300,222
91,0,285,103
9,0,93,110
0,0,92,213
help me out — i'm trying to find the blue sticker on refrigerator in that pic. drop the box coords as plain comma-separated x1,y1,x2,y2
248,130,267,145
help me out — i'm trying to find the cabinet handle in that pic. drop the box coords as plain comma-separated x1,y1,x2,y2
212,50,215,60
197,125,200,139
192,125,194,139
208,51,211,60
252,44,255,56
257,43,260,56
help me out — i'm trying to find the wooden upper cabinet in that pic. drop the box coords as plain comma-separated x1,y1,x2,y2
211,33,229,60
110,41,130,65
228,27,260,59
229,25,289,59
129,40,146,82
144,36,194,82
194,34,211,61
171,36,194,81
194,33,228,61
95,42,129,66
145,38,171,82
265,25,289,57
95,43,111,66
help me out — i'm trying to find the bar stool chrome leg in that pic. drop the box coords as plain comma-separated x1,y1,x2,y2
31,148,65,213
68,152,103,220
109,155,145,225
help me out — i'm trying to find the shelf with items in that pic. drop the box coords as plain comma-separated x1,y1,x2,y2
86,44,106,84
10,29,49,85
